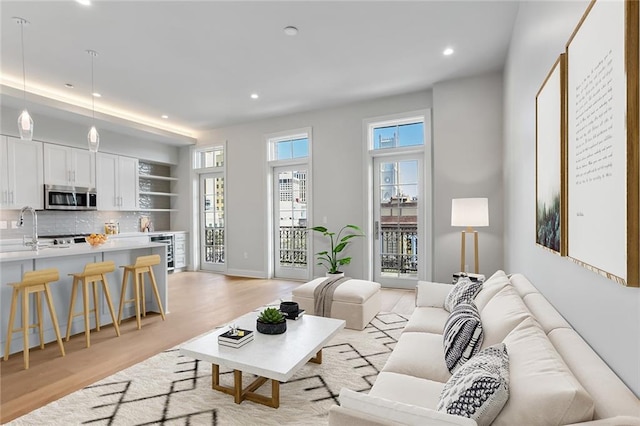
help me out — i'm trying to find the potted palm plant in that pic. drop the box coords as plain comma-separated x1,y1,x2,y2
308,224,364,277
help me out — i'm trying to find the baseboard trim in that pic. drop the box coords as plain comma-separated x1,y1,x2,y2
226,269,268,279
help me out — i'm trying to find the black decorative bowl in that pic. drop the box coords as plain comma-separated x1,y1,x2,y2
256,319,287,335
279,301,299,316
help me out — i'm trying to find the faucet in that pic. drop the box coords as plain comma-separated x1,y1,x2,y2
19,206,38,249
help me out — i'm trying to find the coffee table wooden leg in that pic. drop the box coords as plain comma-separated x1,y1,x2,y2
233,370,242,404
309,349,322,364
212,364,220,389
272,380,280,409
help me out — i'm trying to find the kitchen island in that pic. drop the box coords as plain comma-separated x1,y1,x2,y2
0,240,168,358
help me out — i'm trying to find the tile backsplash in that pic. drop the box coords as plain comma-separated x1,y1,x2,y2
0,210,170,239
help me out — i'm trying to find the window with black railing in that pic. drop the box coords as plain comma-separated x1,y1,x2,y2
279,226,307,268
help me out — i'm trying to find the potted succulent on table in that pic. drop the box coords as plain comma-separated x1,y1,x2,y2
308,224,364,277
256,307,287,334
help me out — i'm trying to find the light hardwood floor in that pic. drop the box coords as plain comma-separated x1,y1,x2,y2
0,271,415,423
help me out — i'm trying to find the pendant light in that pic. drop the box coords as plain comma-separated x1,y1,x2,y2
15,17,33,141
87,49,100,152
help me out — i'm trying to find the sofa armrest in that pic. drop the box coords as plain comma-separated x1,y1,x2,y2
329,405,398,426
335,388,476,426
565,416,640,425
416,281,452,308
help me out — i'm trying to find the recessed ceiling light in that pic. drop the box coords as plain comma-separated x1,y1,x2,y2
92,92,101,98
161,114,169,119
65,83,74,89
76,0,91,5
283,26,298,36
443,47,454,56
250,93,259,99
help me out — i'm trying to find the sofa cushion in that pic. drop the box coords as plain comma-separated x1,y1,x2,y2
340,388,476,426
437,343,510,426
479,286,531,348
508,273,539,297
370,371,444,408
416,281,453,308
523,293,571,334
403,306,449,334
473,270,511,311
444,278,482,312
443,303,484,373
492,317,595,426
382,332,452,383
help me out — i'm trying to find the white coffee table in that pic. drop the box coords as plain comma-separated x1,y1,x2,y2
179,311,345,408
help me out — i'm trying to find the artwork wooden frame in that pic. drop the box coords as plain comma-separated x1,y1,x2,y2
536,54,567,256
565,0,639,287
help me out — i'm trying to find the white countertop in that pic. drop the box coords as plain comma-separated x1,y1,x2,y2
0,240,167,263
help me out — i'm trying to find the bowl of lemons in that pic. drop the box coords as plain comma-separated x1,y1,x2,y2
86,233,108,247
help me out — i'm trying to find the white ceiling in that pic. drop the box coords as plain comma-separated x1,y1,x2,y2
0,1,519,144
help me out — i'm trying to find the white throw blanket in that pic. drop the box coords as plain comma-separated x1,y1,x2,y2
313,276,350,317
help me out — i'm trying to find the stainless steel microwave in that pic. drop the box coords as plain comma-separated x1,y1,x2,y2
44,185,97,211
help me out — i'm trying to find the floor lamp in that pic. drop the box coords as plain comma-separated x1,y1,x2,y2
451,198,489,274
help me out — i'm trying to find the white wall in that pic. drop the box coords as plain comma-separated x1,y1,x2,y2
433,72,504,282
182,91,433,278
504,1,640,395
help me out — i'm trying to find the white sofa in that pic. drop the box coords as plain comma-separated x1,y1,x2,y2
329,270,640,426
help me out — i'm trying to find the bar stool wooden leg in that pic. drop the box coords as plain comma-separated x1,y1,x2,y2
82,279,91,348
117,269,129,325
140,272,147,317
22,288,29,369
148,267,166,320
35,291,44,350
44,284,66,357
4,287,19,361
133,271,142,330
66,278,78,341
92,281,100,331
100,274,120,337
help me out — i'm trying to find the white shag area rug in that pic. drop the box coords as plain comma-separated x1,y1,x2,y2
8,312,408,426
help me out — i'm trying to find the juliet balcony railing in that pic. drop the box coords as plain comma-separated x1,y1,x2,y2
380,226,418,275
204,227,225,264
279,226,307,268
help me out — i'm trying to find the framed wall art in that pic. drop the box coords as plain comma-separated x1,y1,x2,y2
536,54,567,255
565,0,639,286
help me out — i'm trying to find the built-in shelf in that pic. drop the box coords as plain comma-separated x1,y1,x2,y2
138,161,177,211
138,174,178,181
139,191,179,197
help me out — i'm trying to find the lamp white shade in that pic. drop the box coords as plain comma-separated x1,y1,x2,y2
451,198,489,227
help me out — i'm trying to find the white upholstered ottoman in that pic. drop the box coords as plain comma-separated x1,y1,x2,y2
292,277,381,330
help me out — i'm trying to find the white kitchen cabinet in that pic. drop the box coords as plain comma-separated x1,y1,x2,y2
43,143,95,188
174,232,188,270
0,136,44,209
96,153,139,211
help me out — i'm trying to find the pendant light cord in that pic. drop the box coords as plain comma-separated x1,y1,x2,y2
19,19,26,107
91,53,95,120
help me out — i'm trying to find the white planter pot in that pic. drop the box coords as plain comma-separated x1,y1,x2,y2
326,271,345,278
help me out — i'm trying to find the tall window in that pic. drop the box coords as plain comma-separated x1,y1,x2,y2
366,111,432,288
268,128,312,280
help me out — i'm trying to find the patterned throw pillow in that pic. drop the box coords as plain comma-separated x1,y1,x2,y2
437,343,510,426
445,277,483,312
443,302,484,373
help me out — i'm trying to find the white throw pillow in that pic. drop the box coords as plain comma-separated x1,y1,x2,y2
437,343,510,426
443,303,484,373
445,278,483,312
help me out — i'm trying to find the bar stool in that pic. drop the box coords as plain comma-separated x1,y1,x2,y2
66,261,121,348
118,254,166,330
4,268,66,369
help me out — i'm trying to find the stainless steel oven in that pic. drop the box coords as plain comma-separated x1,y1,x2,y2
150,234,174,271
44,185,97,211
